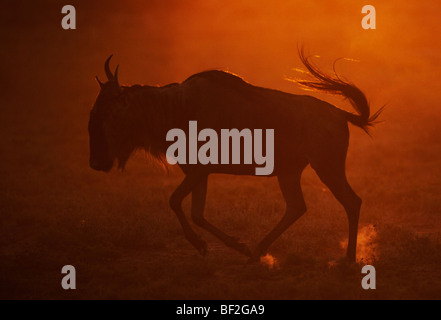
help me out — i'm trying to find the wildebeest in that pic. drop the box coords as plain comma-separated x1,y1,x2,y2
89,50,382,262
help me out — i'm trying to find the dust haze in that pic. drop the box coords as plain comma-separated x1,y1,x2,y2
1,0,441,299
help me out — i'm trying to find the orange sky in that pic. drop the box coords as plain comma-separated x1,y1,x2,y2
2,0,441,120
75,0,441,115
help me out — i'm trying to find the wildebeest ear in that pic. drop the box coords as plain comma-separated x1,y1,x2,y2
96,76,104,88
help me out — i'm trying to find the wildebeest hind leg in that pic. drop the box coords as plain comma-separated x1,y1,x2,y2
311,159,362,262
191,175,252,257
169,174,208,256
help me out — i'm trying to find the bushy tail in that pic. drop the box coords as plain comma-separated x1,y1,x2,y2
294,48,383,133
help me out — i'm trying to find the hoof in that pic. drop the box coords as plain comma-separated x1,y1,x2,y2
329,257,359,275
236,242,252,257
196,239,208,256
341,255,357,265
329,256,355,268
247,252,263,264
226,238,252,257
247,246,272,264
187,234,208,256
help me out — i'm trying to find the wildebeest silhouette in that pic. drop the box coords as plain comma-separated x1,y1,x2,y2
89,50,382,262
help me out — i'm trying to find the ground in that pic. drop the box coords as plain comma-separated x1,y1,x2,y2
1,104,441,299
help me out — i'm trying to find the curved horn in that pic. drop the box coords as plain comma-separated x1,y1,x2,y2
104,54,114,81
114,64,119,86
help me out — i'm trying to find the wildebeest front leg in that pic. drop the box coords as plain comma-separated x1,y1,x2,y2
191,175,252,257
169,174,208,255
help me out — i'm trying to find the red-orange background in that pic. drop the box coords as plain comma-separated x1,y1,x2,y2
1,0,441,299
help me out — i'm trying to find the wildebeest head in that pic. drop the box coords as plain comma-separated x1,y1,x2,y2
89,55,124,172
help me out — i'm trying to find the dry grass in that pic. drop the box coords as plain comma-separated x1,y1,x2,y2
1,100,441,299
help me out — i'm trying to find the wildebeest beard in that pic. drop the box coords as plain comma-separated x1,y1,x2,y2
88,112,113,172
